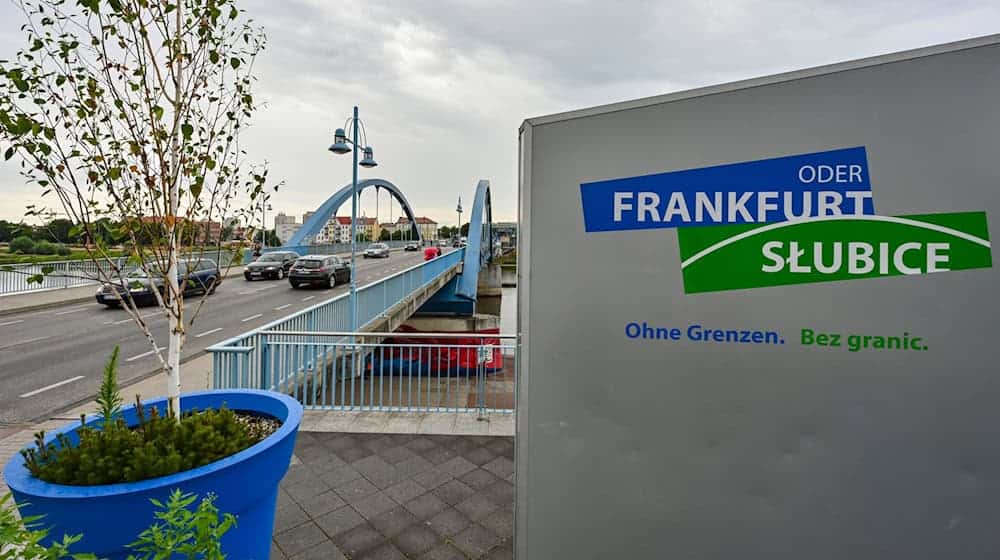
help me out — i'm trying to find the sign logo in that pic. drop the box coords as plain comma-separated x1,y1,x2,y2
580,146,875,232
580,147,993,293
677,212,992,293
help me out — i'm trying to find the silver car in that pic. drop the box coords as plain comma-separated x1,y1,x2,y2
363,243,390,258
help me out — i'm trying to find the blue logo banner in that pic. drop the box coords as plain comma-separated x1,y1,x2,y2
580,146,875,232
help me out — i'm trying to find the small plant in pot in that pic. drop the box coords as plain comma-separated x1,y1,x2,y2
4,347,303,559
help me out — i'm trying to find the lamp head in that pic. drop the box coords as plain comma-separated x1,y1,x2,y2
329,128,351,154
359,146,378,168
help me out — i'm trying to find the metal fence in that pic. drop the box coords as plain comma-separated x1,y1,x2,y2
208,249,466,398
258,240,423,260
0,250,243,297
214,331,516,415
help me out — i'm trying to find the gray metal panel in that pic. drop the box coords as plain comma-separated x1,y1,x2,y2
518,40,1000,559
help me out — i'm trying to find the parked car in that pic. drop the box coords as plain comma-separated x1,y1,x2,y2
288,255,351,289
244,250,300,281
364,243,390,258
438,239,449,247
404,242,420,252
96,258,221,307
452,238,461,247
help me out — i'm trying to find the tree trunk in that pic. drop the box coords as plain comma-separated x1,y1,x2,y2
166,0,185,417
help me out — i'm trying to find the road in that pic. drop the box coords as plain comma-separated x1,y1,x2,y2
0,249,450,424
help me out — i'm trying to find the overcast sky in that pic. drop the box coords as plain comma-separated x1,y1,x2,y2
1,0,998,228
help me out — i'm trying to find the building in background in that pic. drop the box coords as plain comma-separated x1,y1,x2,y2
274,212,299,245
493,221,517,248
395,216,438,241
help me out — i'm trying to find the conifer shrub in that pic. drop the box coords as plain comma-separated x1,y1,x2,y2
20,347,278,486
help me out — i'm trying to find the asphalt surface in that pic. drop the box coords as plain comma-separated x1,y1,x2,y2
0,249,451,424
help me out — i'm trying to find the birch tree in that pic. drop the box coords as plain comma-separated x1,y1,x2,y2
0,0,274,414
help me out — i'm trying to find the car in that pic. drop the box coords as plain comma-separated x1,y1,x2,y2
404,242,420,251
96,258,221,307
452,238,461,247
438,239,448,247
363,243,390,258
244,251,300,281
288,255,351,289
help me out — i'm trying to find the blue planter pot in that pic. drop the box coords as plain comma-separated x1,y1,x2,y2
3,389,303,560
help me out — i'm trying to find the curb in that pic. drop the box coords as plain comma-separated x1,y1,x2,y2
0,294,96,317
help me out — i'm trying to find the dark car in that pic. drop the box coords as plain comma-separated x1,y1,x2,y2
363,243,390,259
288,255,351,289
244,251,300,281
404,242,420,251
96,259,221,307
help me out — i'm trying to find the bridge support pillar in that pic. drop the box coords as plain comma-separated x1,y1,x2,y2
477,262,502,297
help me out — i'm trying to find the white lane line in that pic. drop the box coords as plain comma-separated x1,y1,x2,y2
114,313,156,325
0,319,25,327
274,304,291,311
55,306,89,315
0,335,51,351
301,296,315,302
195,327,224,338
126,349,158,362
256,284,277,290
241,313,263,322
19,376,86,398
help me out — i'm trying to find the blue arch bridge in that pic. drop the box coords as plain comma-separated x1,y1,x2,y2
208,179,515,415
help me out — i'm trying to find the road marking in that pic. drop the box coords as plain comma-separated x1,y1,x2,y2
126,350,158,362
19,376,86,398
0,335,51,351
55,306,89,315
274,304,291,311
195,327,224,338
241,313,263,322
301,296,315,302
0,319,24,327
114,312,156,325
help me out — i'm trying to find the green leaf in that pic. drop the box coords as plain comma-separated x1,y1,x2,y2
229,57,240,70
152,105,164,120
3,147,12,160
209,50,219,64
181,123,193,140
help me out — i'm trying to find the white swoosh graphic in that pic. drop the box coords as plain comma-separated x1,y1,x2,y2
681,214,992,269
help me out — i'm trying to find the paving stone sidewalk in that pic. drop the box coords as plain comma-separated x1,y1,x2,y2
272,432,514,560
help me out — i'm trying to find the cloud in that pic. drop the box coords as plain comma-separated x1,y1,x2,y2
0,0,998,227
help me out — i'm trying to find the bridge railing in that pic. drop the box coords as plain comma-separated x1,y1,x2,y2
0,249,243,297
207,249,465,394
224,331,517,415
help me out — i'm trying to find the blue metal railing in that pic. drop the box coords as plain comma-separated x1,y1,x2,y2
207,249,464,392
256,332,517,415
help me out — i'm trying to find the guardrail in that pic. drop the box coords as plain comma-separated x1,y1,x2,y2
216,331,517,415
254,240,426,261
207,249,466,400
0,250,243,297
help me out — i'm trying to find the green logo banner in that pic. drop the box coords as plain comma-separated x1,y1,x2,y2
678,212,992,294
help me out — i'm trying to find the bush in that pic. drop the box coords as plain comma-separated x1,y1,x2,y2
20,347,275,486
56,244,71,256
31,240,58,255
8,235,35,254
1,489,234,560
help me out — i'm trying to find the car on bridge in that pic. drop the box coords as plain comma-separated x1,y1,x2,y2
288,255,351,289
404,242,420,251
95,258,221,307
363,243,390,258
244,250,300,281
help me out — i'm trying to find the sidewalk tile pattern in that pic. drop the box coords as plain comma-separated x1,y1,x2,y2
271,432,514,559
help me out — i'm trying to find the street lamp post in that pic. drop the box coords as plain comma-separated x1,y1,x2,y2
329,106,378,334
456,196,463,242
261,202,272,250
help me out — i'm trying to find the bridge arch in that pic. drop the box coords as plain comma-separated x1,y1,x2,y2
285,178,422,246
455,179,495,299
